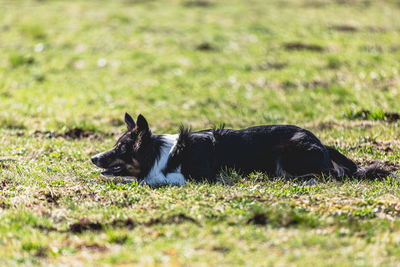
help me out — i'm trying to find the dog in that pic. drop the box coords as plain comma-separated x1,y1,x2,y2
91,113,392,186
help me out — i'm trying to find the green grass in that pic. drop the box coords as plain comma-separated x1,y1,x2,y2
0,0,399,265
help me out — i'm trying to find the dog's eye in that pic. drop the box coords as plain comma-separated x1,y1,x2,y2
115,142,122,148
119,144,128,152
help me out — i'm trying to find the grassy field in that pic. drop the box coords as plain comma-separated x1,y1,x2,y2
1,0,400,265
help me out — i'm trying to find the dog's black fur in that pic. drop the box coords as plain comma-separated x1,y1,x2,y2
165,125,391,182
91,113,394,186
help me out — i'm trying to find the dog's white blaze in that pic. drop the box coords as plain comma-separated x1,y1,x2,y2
142,134,185,186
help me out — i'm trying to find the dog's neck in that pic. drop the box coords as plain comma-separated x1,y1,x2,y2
141,134,180,185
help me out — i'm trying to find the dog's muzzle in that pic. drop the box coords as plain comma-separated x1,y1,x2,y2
91,152,130,177
91,154,101,166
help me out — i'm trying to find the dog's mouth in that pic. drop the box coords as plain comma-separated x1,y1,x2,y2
101,165,125,177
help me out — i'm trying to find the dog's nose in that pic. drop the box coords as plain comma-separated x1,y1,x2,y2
91,156,99,165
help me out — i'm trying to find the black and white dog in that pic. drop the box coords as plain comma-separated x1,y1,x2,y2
91,113,392,186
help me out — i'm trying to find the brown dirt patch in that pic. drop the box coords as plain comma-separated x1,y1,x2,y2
330,25,359,32
345,110,400,122
212,246,230,253
349,139,397,154
281,79,331,90
330,24,388,33
33,128,112,139
13,132,25,137
301,80,330,89
247,212,269,225
44,191,61,205
224,194,270,202
34,189,62,206
196,42,215,51
0,202,10,209
248,78,331,91
34,247,48,258
183,0,213,7
305,120,378,131
63,128,99,139
284,42,324,52
69,218,104,233
74,243,108,252
36,214,199,234
111,218,136,229
145,213,200,226
302,1,329,8
0,177,12,190
35,218,135,233
0,157,18,167
34,224,58,232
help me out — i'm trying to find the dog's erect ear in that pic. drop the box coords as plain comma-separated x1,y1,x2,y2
125,112,136,131
136,114,150,134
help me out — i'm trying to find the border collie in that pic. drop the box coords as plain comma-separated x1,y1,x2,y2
91,113,393,186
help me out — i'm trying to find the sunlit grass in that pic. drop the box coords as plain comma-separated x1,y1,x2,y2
0,0,399,265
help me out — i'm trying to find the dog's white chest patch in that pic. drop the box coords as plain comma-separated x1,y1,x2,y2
142,134,185,186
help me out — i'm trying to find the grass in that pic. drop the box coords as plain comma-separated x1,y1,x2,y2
0,0,399,265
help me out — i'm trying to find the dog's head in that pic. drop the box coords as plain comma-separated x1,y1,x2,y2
91,113,153,178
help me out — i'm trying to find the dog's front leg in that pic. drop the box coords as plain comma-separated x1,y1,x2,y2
165,172,185,186
141,172,185,187
141,173,167,187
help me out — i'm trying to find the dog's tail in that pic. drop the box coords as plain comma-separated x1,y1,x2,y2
325,146,396,179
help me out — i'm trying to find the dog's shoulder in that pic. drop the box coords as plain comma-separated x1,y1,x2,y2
175,125,193,149
211,124,231,140
163,125,194,174
164,125,217,174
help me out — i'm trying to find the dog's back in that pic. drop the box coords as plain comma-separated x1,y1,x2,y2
168,125,334,181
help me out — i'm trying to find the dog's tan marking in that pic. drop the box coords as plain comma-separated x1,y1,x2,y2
126,158,141,176
109,159,125,167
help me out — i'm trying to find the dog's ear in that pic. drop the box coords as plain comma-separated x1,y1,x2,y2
125,112,136,131
136,114,150,134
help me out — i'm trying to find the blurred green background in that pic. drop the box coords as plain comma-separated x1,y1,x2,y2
1,0,399,133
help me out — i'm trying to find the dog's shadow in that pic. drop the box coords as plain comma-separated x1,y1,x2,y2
100,169,398,188
100,174,331,188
